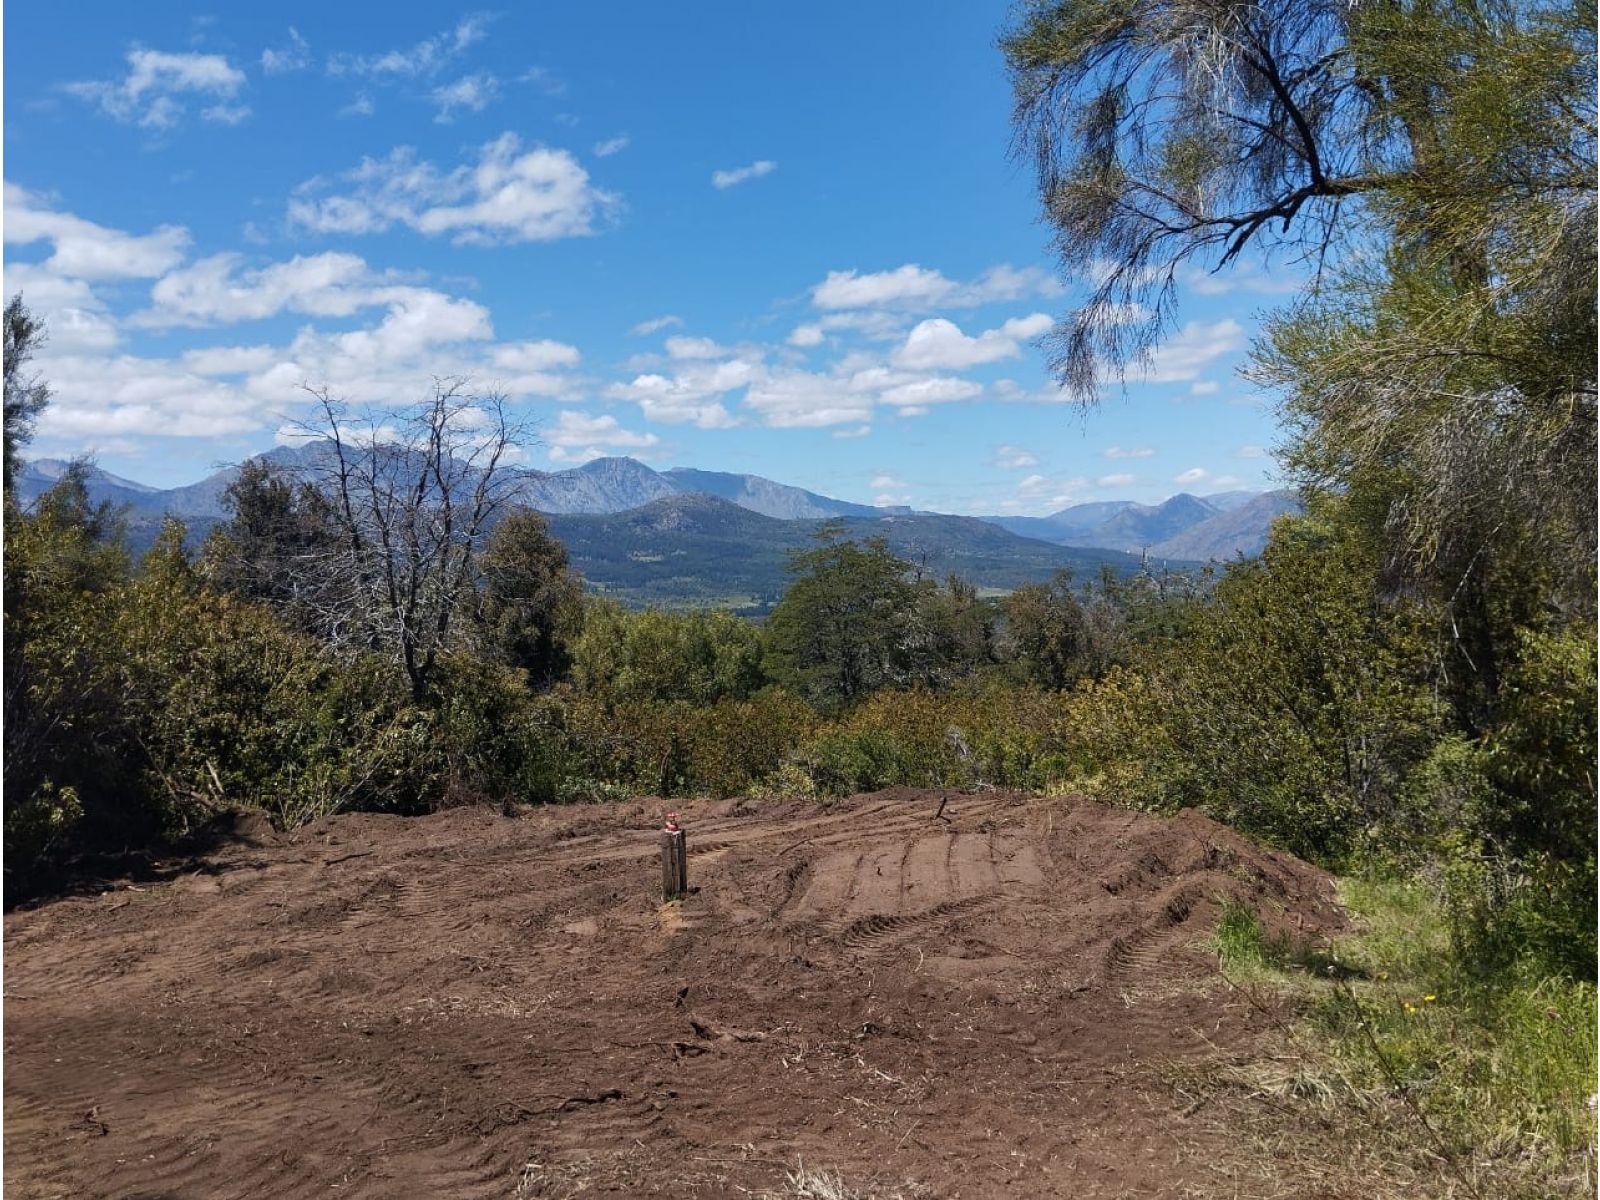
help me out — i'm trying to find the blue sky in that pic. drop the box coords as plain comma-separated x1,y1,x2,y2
4,3,1294,513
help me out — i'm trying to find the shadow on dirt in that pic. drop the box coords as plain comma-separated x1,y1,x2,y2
3,807,280,911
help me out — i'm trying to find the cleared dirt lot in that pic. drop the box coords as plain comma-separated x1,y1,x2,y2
4,789,1341,1198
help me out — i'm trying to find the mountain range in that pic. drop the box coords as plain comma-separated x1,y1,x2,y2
14,451,1298,609
983,489,1301,561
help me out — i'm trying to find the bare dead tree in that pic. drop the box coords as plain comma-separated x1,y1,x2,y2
287,379,532,702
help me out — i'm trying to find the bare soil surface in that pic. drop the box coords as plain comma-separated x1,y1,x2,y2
4,789,1343,1198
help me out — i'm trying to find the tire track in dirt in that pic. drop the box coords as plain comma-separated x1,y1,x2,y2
4,789,1344,1200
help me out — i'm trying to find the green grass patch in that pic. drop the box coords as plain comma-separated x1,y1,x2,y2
1315,877,1597,1173
1197,877,1596,1196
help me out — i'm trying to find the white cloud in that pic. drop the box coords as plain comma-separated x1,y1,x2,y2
329,15,488,79
1174,467,1211,485
664,335,724,360
743,370,872,429
811,263,1060,312
2,260,122,354
787,323,825,348
201,104,252,125
1189,380,1219,396
1097,473,1136,487
35,352,269,440
833,425,871,439
963,264,1064,305
711,160,776,189
67,48,248,129
180,345,278,376
544,410,659,462
490,340,581,372
871,473,909,490
4,182,190,279
630,314,682,336
1179,263,1304,297
813,264,954,311
891,312,1050,371
432,73,500,122
519,67,567,97
593,135,630,158
1131,319,1244,384
23,275,594,454
2,263,96,312
608,359,754,428
340,93,376,118
136,251,382,326
992,445,1039,470
1013,472,1090,509
1236,445,1272,459
261,28,312,75
877,376,982,409
289,134,619,245
1103,445,1155,460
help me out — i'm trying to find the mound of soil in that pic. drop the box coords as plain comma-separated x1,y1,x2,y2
4,790,1341,1198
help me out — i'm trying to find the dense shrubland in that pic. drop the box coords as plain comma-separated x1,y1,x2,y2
7,449,1590,977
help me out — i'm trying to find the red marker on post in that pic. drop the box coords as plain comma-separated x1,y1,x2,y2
661,813,687,899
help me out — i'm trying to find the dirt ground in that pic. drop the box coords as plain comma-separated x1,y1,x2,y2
4,789,1344,1199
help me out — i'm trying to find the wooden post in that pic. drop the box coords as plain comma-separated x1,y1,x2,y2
660,825,687,901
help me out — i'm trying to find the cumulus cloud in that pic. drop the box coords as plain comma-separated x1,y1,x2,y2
328,15,489,79
664,336,725,360
1103,446,1155,460
608,359,754,428
870,473,909,490
431,73,500,122
135,251,385,326
743,370,872,429
490,340,581,372
811,263,1059,312
711,160,776,189
288,133,619,245
35,352,271,440
787,323,825,348
891,312,1050,371
4,182,190,279
66,48,248,130
1097,473,1136,487
261,28,312,75
1174,467,1211,485
812,264,954,311
877,376,982,410
544,409,659,463
992,445,1039,470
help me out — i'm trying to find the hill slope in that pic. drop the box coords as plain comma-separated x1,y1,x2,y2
1148,490,1302,560
548,494,1147,610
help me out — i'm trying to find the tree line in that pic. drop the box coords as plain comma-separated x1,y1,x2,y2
3,348,1199,889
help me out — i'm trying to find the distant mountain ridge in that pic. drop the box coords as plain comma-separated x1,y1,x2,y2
982,488,1301,561
14,451,1294,605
